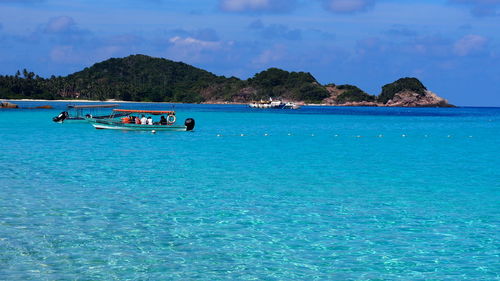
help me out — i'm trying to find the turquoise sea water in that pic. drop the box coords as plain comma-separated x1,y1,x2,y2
1,102,499,280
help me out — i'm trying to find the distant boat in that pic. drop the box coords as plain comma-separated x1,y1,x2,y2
249,99,300,109
52,104,120,123
86,109,195,131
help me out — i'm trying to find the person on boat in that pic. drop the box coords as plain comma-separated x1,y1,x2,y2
140,115,147,125
160,116,167,125
147,117,153,125
122,115,132,123
135,116,141,124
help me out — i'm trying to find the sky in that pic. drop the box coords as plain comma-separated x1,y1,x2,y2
1,0,499,106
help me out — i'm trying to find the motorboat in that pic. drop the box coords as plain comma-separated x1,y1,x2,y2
283,102,301,109
52,104,120,123
249,99,300,109
86,109,195,131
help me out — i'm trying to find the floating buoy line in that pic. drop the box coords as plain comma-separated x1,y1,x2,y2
211,133,476,139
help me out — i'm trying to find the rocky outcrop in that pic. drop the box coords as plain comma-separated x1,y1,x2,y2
337,101,380,107
320,78,453,107
27,105,53,109
323,85,343,104
322,85,377,105
320,89,453,107
385,90,453,107
232,87,257,103
0,101,18,108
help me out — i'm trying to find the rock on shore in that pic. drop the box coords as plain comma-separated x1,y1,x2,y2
321,78,453,107
385,90,452,107
0,101,18,108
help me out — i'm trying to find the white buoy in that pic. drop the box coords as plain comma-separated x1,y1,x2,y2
240,134,244,136
402,134,406,137
288,133,292,136
217,134,221,137
356,135,362,138
264,133,268,136
334,134,339,137
378,134,383,138
151,130,156,134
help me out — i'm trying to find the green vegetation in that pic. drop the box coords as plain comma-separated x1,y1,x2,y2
247,68,329,103
61,55,228,102
336,85,376,102
378,77,427,104
0,56,329,103
0,69,59,100
0,54,436,105
0,55,231,102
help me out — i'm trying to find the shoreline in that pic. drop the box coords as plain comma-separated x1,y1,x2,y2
3,99,463,108
7,98,247,105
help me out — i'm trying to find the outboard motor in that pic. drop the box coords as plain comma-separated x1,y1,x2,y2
185,118,195,131
53,111,69,123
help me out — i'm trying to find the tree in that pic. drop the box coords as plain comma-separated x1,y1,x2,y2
378,77,427,104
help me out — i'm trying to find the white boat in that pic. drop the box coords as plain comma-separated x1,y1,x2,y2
284,102,301,109
249,99,300,109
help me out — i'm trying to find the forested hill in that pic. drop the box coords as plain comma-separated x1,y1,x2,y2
0,54,452,106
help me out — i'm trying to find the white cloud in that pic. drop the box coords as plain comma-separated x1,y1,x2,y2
44,16,75,33
453,34,487,56
221,0,268,11
450,0,500,16
50,45,78,63
169,36,222,49
50,44,108,64
39,16,90,45
322,0,375,13
167,36,227,63
252,45,286,65
219,0,294,13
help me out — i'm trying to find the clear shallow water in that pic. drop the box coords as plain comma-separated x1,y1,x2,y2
1,102,499,280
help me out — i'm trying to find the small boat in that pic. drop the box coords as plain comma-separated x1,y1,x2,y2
283,102,301,109
52,104,120,123
249,99,300,109
86,109,195,131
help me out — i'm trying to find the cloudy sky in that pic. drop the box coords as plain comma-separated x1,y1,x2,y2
1,0,499,106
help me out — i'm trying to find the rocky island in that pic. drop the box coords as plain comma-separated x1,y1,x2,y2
322,78,451,107
0,54,452,107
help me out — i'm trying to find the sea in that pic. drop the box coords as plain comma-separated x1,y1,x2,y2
1,101,499,280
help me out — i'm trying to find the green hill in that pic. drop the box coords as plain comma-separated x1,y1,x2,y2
0,54,450,106
247,68,329,103
336,85,376,102
64,54,228,102
378,77,427,104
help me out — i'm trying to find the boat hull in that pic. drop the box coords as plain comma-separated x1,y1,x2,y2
61,117,87,123
55,114,126,123
248,101,300,109
88,119,188,131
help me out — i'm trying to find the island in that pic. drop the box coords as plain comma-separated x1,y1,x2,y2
0,54,452,107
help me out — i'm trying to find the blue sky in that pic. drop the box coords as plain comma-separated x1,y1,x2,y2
1,0,499,106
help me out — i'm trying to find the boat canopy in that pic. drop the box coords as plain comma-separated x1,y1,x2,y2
113,109,175,115
68,104,119,109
